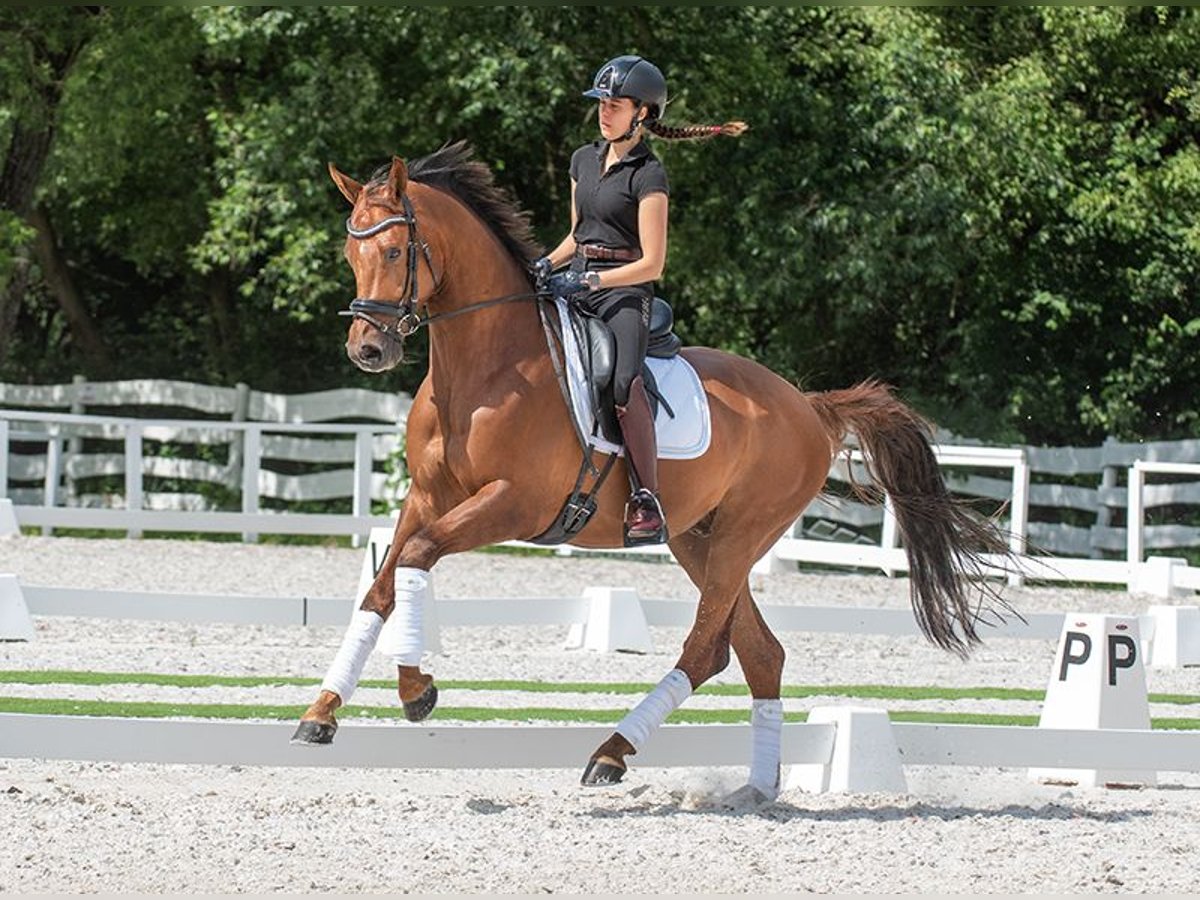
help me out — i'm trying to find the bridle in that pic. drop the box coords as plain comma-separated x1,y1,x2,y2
338,192,540,341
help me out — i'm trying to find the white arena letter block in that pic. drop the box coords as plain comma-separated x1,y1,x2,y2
565,586,653,654
785,706,906,794
1029,613,1155,788
0,499,18,537
0,574,35,641
1143,605,1200,669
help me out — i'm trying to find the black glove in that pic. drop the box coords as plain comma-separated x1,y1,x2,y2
546,269,594,299
530,256,553,291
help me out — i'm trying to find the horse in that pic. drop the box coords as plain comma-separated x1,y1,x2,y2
292,141,1013,799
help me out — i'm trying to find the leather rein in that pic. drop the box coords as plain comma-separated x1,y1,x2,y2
337,193,540,339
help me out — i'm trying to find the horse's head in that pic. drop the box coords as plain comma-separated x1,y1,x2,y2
331,157,437,373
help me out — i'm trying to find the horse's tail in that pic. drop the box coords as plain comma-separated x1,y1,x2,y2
808,379,1016,657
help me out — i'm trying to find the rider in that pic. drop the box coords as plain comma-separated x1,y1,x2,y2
534,55,746,545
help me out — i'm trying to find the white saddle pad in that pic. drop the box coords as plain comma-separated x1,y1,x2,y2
555,297,712,460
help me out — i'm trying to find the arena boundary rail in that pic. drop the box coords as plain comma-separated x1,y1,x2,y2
3,714,1200,795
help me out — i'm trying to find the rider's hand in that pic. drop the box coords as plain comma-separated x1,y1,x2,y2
547,270,599,299
530,256,553,291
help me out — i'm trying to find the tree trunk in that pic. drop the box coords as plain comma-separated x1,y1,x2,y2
29,204,112,374
0,121,56,371
206,267,238,380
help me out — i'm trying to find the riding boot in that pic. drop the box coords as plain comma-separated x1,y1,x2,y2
615,375,667,546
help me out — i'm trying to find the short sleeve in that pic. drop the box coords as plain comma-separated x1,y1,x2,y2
569,145,588,182
632,160,670,200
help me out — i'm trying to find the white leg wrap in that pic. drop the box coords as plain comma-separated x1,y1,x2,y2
615,668,693,752
376,567,429,667
319,609,384,704
749,698,784,797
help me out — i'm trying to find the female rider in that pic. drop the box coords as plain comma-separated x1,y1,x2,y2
535,55,746,545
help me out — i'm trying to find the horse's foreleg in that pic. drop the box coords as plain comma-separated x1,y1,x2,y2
292,497,437,744
381,480,541,710
294,481,535,745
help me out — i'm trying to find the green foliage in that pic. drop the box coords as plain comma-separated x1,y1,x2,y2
3,7,1199,443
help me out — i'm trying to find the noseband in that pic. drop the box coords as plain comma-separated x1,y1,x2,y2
338,192,542,342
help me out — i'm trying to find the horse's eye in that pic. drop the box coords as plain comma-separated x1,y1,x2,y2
386,247,402,261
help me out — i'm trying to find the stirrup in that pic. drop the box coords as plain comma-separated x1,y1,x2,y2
623,489,668,548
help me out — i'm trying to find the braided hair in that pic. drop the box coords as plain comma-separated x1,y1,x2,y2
645,119,748,141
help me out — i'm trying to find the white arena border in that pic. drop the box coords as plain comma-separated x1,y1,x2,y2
4,715,1200,785
16,582,1068,639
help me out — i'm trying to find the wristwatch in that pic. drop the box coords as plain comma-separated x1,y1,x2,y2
583,270,601,290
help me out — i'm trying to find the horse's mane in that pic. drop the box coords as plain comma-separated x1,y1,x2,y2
369,141,542,266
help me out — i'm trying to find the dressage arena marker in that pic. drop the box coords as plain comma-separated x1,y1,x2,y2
1030,613,1154,788
0,575,35,641
563,586,655,653
0,498,17,536
786,707,907,794
1144,605,1200,668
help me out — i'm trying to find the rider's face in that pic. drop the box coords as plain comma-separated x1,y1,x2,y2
597,97,642,141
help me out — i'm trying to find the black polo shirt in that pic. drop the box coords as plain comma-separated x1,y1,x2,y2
569,140,669,252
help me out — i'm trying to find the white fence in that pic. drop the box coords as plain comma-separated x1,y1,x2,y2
0,379,410,540
3,379,1200,589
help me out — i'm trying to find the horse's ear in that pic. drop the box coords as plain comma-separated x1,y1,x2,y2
387,156,408,199
328,162,362,206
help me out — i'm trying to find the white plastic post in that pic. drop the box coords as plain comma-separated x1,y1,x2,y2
1126,464,1145,574
358,521,441,656
0,498,18,537
42,430,61,537
564,586,654,654
1131,556,1188,599
1008,456,1029,586
1143,605,1200,668
351,431,374,550
0,574,35,641
784,706,906,794
879,495,899,579
241,425,261,544
1029,613,1155,787
123,425,143,540
0,418,9,504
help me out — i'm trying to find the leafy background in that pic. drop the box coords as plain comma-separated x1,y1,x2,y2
2,6,1198,445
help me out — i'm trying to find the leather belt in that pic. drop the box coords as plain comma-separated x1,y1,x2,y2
579,244,642,262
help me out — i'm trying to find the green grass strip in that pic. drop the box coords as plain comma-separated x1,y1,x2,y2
1,696,1198,731
6,670,1200,706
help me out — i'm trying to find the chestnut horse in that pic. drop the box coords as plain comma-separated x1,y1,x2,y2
293,142,1010,798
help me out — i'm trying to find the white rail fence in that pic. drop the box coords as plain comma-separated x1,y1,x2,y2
3,380,1200,590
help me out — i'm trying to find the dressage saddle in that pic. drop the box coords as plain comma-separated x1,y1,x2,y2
567,296,682,445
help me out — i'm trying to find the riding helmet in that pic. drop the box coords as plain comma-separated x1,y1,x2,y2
583,55,668,121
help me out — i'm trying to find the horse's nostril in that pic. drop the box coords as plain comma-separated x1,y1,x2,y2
359,343,383,364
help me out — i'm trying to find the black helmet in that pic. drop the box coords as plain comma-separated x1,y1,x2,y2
582,55,667,121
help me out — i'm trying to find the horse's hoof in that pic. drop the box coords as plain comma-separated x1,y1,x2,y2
581,757,626,786
290,719,337,746
403,682,438,722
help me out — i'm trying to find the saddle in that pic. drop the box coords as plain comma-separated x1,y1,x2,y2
566,297,682,444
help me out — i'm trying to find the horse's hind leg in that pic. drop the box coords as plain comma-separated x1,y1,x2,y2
582,513,759,786
581,524,717,784
728,585,786,800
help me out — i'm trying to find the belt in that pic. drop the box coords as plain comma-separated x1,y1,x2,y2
579,244,642,262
